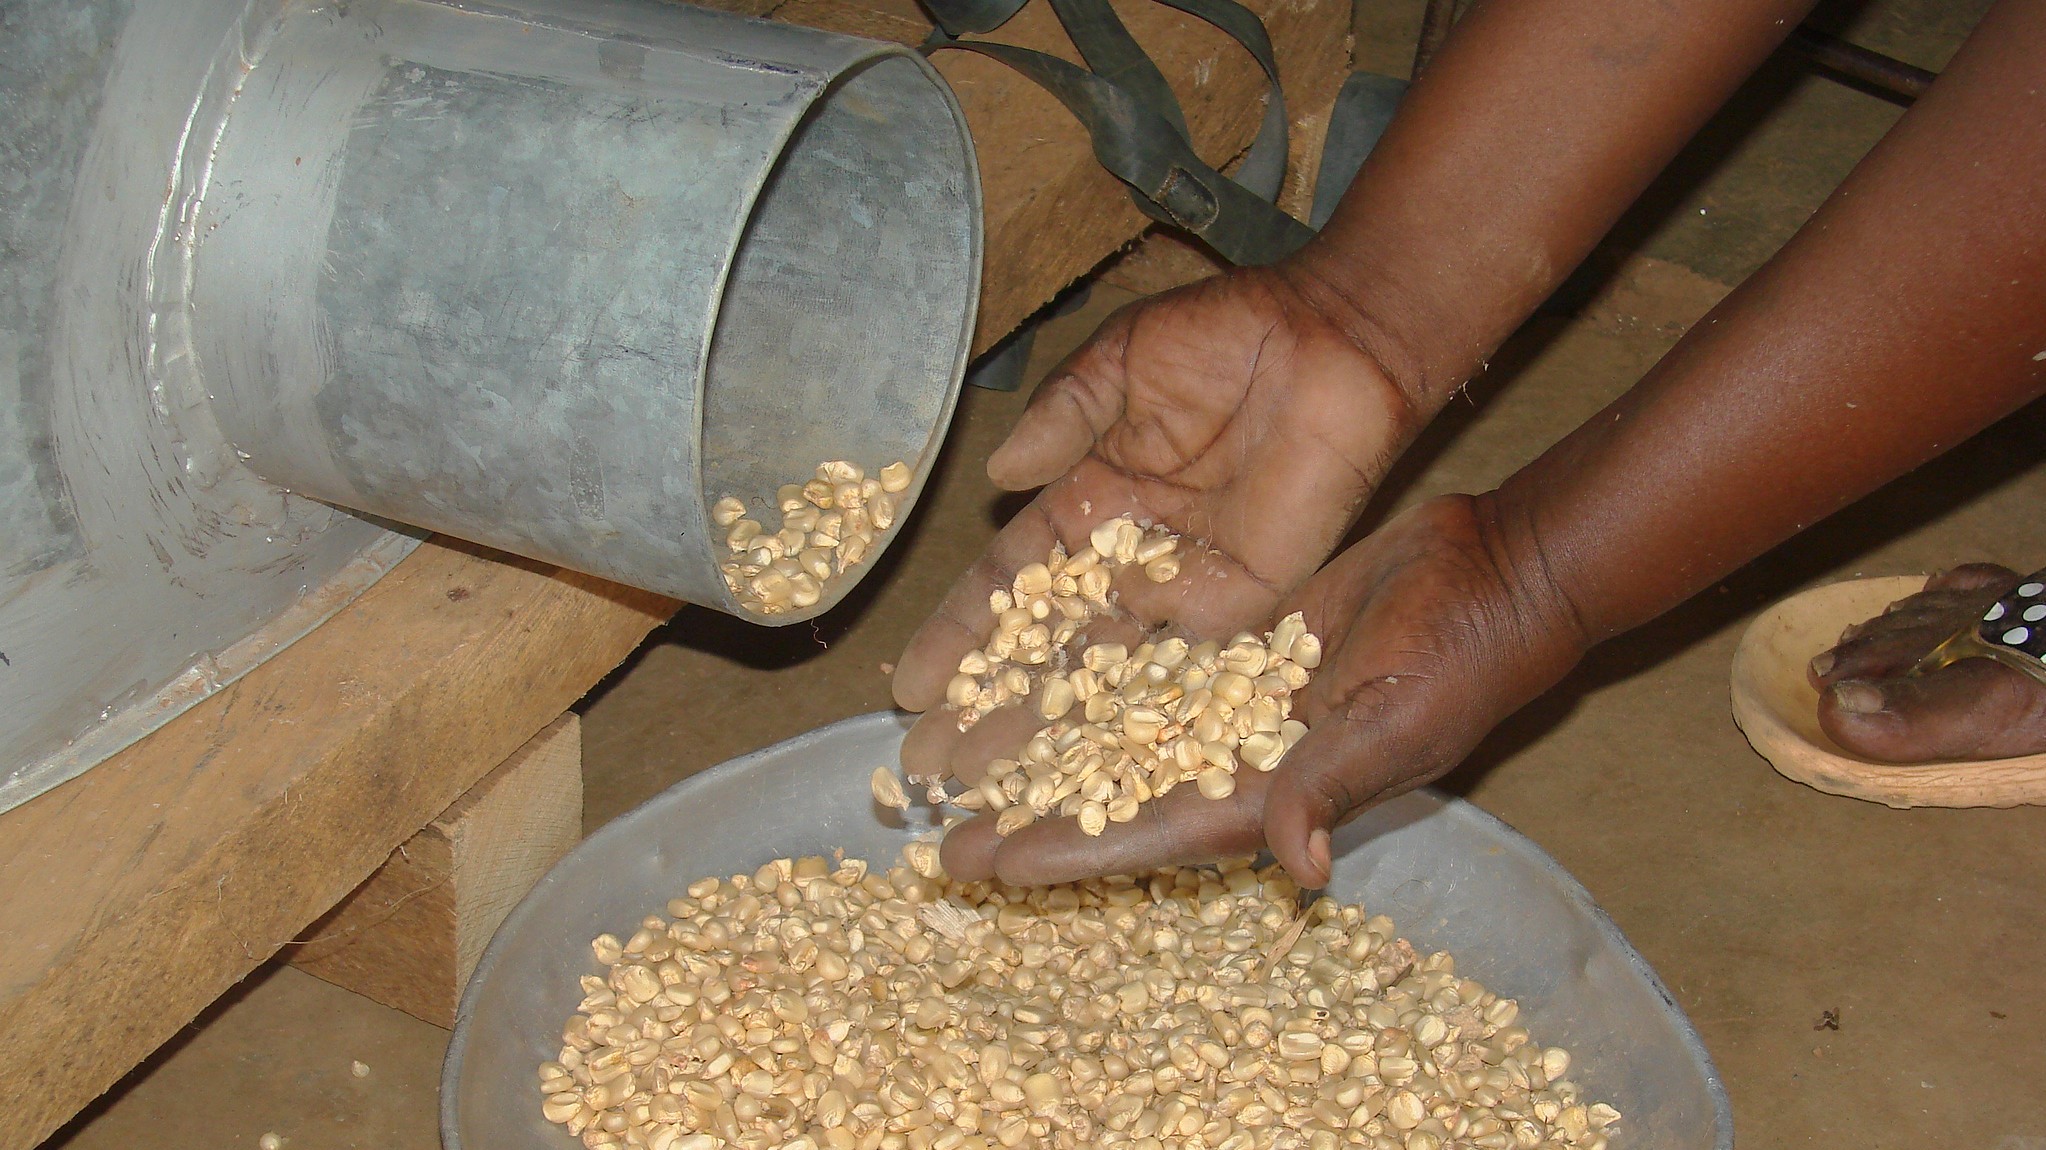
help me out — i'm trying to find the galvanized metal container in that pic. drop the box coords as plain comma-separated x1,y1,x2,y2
1,0,979,812
443,712,1736,1150
195,0,982,611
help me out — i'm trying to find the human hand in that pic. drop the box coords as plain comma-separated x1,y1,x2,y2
1809,564,2046,762
935,494,1592,887
892,265,1425,791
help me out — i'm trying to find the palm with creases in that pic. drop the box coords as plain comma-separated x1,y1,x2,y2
892,264,1421,793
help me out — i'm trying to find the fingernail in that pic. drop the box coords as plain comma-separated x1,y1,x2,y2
1809,651,1835,678
1308,827,1332,881
1832,680,1885,715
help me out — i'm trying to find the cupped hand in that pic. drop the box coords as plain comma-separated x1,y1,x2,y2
1810,564,2046,761
892,265,1424,791
937,494,1594,888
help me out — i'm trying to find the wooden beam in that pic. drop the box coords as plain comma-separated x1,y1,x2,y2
0,542,669,1150
288,715,584,1028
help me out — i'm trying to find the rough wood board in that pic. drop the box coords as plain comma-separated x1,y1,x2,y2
0,542,669,1150
289,715,584,1028
768,0,1353,352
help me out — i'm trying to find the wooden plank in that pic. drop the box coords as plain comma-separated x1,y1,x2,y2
769,0,1355,352
0,542,669,1150
288,715,584,1028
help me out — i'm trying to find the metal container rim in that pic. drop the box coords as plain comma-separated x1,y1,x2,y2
691,44,984,627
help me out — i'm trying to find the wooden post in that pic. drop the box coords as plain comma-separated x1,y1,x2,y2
289,715,583,1027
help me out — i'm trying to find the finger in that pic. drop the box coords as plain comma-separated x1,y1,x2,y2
987,313,1136,491
1259,571,1484,889
901,708,969,783
1260,711,1412,890
1819,659,2046,762
893,509,1063,711
987,771,1272,886
946,704,1045,788
938,813,1006,882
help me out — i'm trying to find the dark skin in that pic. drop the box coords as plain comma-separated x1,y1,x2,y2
1810,565,2046,763
892,0,1822,765
900,0,2046,886
895,0,1820,804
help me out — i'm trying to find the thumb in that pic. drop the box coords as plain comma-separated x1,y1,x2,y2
986,324,1132,491
1262,687,1462,888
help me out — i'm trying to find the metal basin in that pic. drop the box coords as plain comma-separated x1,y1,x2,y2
444,711,1734,1149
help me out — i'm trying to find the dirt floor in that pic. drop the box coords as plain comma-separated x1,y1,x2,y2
46,0,2046,1146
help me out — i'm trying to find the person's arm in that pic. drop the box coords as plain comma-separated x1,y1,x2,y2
1291,0,1820,408
1496,0,2046,652
1258,0,2046,885
953,0,2046,887
895,0,1818,789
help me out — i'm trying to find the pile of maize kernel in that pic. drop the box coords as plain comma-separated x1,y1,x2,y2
879,516,1324,836
540,848,1620,1150
713,460,912,615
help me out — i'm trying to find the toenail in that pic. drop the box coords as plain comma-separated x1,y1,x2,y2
1809,651,1836,678
1832,681,1885,714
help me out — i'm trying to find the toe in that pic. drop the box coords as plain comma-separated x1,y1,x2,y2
1819,658,2046,763
1812,571,2020,689
1924,563,2021,594
1815,620,1969,687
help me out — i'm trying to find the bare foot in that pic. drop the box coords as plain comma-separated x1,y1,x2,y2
1810,564,2046,762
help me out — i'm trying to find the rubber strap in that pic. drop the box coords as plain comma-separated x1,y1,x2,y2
921,0,1305,263
1143,0,1286,199
933,35,1315,264
1045,0,1190,139
918,0,1030,34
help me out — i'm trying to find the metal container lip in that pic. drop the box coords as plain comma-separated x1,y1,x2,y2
692,47,984,627
440,710,1733,1150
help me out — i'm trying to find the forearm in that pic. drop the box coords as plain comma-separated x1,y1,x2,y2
1494,0,2046,644
1284,0,1816,411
